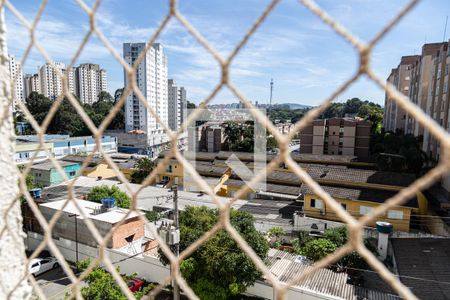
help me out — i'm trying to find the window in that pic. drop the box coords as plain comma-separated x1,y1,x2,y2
387,210,403,220
68,171,76,177
340,203,347,210
310,199,323,209
359,206,373,215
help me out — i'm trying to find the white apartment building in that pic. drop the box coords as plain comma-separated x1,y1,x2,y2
38,62,75,100
384,55,420,132
123,43,169,156
168,79,186,131
8,55,24,106
24,73,41,98
75,63,108,104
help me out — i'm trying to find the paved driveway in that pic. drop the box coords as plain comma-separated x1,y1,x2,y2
35,266,83,300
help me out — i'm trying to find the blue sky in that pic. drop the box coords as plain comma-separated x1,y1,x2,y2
5,0,450,106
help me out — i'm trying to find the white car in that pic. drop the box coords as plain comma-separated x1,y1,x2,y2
29,257,59,276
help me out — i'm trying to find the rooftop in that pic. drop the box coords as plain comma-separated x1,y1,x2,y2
31,160,80,171
39,199,141,224
266,249,401,300
301,184,418,208
391,238,450,300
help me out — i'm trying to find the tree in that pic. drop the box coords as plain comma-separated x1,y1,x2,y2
131,157,155,184
113,88,124,103
160,206,269,300
371,131,430,174
25,91,125,136
266,136,277,152
25,92,53,125
72,263,154,300
86,185,131,208
145,210,161,222
301,239,337,261
187,101,196,109
321,227,376,270
268,227,285,242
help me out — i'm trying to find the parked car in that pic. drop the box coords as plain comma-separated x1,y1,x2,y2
29,257,59,276
128,278,143,292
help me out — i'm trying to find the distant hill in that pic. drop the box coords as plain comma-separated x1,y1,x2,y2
278,103,312,109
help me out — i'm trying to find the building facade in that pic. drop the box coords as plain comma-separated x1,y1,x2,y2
15,134,117,164
384,55,420,132
123,43,169,157
75,63,108,104
422,42,450,161
405,43,444,136
38,62,76,100
30,160,81,186
8,55,24,107
167,79,186,131
22,62,106,102
299,118,371,159
24,73,41,98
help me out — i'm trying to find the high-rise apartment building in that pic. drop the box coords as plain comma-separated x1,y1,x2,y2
75,63,108,104
384,55,420,132
123,43,169,156
24,73,41,98
405,44,444,136
38,62,75,100
299,118,371,159
167,79,186,131
422,42,450,160
8,55,24,106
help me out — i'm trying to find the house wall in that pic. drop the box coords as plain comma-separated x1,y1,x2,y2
303,194,413,232
26,232,338,300
112,218,145,249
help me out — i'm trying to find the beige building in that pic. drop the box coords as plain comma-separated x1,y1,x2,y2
24,73,41,98
299,118,371,159
422,42,450,161
75,63,108,104
406,43,444,136
384,55,420,132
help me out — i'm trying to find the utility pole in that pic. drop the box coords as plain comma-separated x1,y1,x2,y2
172,184,180,300
158,185,181,299
68,214,79,272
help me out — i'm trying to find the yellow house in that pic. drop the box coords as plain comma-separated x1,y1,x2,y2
302,185,427,232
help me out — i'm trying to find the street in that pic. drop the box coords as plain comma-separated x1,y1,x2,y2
34,266,82,300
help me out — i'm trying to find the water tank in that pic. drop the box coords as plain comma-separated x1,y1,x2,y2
101,198,116,209
376,221,393,234
29,188,42,199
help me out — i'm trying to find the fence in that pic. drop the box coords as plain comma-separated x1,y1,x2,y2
1,0,450,299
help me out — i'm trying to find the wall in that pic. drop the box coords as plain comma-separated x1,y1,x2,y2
303,194,412,232
26,232,337,300
50,163,81,185
25,232,170,284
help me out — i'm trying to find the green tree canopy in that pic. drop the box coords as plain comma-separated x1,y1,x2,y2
86,185,131,209
301,238,337,261
371,131,430,174
160,206,269,300
24,91,124,137
131,157,155,184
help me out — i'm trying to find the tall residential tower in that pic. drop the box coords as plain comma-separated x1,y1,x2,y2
123,43,169,156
